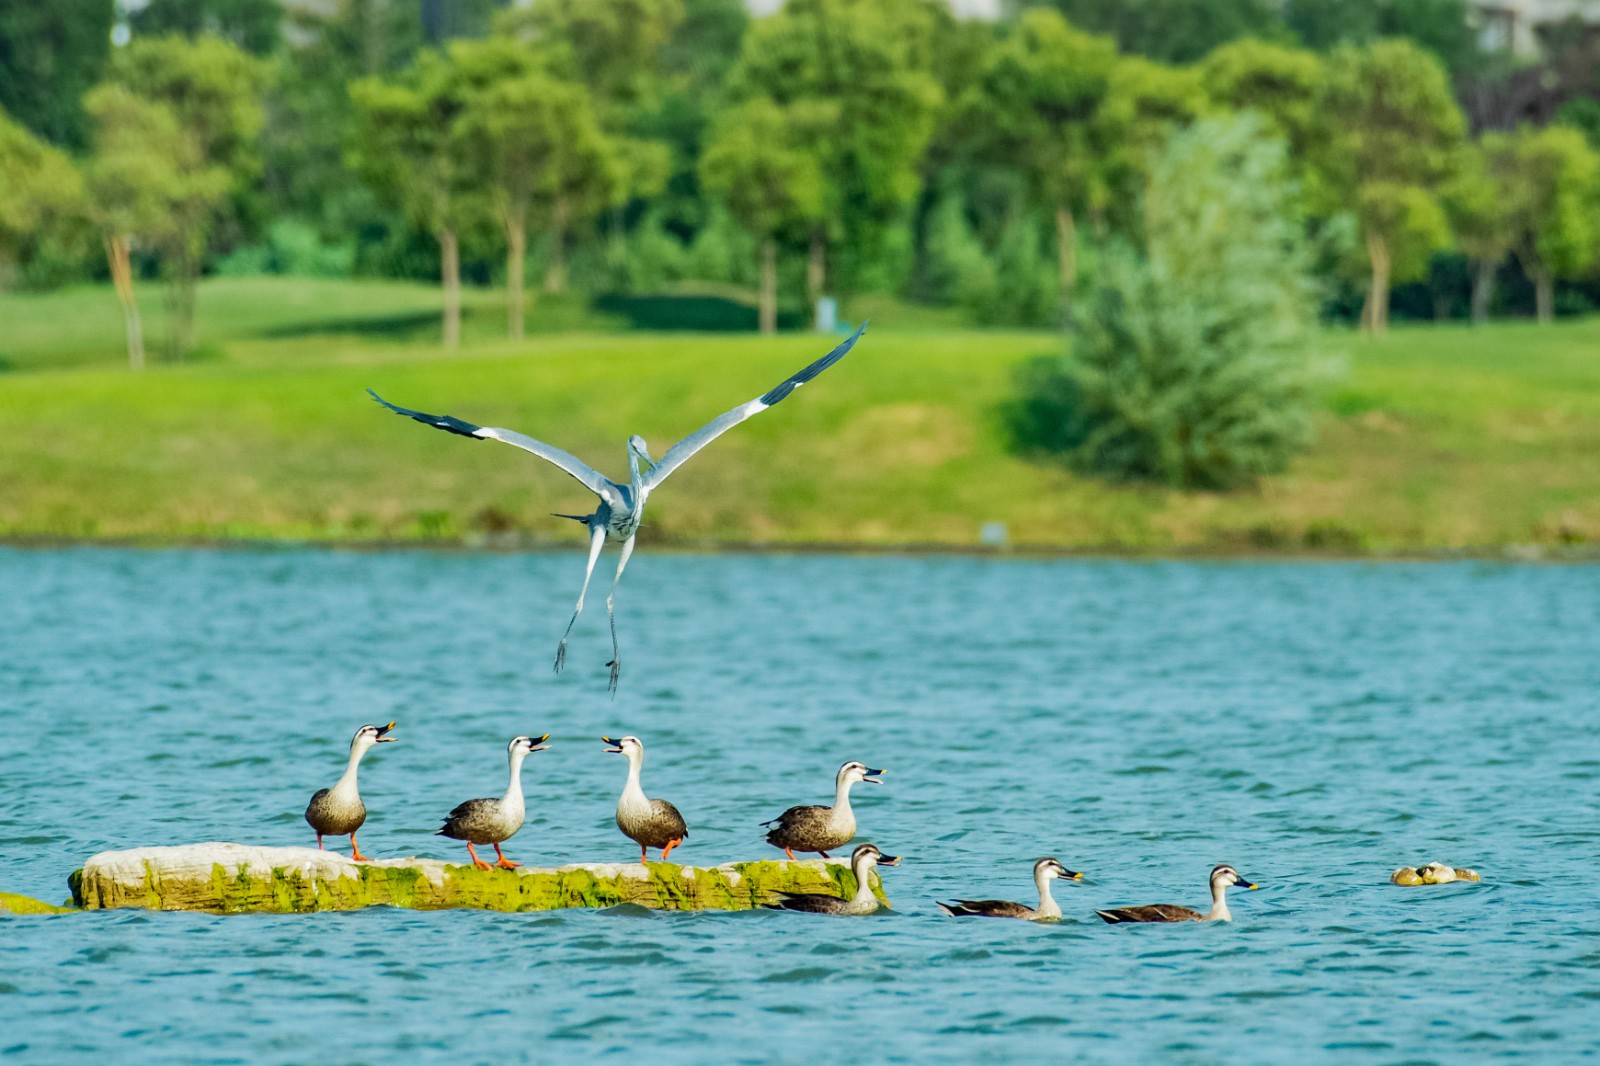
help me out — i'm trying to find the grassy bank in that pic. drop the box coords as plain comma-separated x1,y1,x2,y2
1,277,1597,553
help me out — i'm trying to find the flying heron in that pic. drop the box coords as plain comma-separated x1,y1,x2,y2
368,322,865,693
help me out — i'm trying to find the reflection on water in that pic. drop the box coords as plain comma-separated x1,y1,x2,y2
2,548,1599,1063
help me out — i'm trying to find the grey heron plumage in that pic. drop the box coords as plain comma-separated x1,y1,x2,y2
368,323,866,693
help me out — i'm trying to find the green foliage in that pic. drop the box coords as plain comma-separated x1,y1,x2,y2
0,108,86,284
1483,125,1600,319
1012,116,1327,488
500,0,684,109
0,0,113,148
1013,0,1285,64
698,98,824,241
1200,39,1329,201
133,0,284,55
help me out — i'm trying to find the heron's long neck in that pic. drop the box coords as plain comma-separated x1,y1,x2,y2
1206,881,1231,922
333,745,366,793
620,753,647,808
503,752,527,808
851,859,877,904
1034,871,1061,920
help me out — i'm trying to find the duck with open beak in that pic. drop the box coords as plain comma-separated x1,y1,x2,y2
305,722,397,861
603,735,689,863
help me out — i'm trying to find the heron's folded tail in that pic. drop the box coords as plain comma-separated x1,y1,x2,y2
551,513,590,523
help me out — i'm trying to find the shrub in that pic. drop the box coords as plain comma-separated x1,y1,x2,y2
1009,114,1333,489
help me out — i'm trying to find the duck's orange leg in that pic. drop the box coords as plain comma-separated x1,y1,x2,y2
639,843,648,864
492,843,521,870
660,839,681,862
350,832,372,862
466,842,492,871
315,834,324,850
783,847,797,861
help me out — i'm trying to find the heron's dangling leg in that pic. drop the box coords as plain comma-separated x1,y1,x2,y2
605,534,637,695
556,523,607,674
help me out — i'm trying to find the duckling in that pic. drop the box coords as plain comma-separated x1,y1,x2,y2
304,722,396,860
602,735,687,862
937,858,1083,921
762,760,885,860
437,735,550,870
765,844,899,915
1419,861,1457,884
1096,864,1259,924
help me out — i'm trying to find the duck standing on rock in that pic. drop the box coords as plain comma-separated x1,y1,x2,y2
1096,864,1259,924
937,858,1083,921
762,760,885,860
765,844,899,915
603,735,688,862
437,735,550,870
304,722,396,860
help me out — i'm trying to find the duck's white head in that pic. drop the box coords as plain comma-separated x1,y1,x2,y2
351,722,397,753
602,735,643,759
851,843,900,872
509,734,551,757
1210,864,1258,892
838,760,886,787
1034,857,1083,883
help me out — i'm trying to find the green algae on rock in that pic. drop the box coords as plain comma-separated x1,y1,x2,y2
0,890,74,915
70,843,890,915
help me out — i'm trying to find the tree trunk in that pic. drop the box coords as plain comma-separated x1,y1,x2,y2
544,198,569,294
1055,205,1077,324
1364,232,1391,335
1470,258,1496,325
439,227,461,351
106,234,145,371
506,206,526,341
807,228,825,330
164,249,198,361
759,238,777,336
1533,263,1554,324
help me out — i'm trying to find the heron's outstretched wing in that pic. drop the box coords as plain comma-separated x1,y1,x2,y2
642,322,866,490
367,389,617,503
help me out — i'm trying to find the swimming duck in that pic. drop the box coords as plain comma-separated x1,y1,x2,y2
603,735,688,862
762,760,885,860
937,858,1083,921
1096,864,1258,924
437,735,550,870
765,844,899,915
304,722,396,860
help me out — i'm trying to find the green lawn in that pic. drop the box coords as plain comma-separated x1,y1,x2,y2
1,276,1596,552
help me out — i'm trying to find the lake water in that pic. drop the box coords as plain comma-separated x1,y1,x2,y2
2,547,1598,1064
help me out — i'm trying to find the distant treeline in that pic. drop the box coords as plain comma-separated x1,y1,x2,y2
4,0,1600,362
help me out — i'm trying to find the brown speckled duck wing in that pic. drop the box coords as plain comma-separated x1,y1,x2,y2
305,788,366,836
438,797,501,842
764,805,848,852
1095,904,1203,924
939,899,1033,919
766,892,845,914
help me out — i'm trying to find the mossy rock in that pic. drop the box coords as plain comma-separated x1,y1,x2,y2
0,890,74,915
70,843,889,915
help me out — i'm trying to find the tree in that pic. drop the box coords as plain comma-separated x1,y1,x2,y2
1093,55,1208,229
83,86,223,369
452,38,614,338
1200,39,1328,197
0,0,114,148
133,0,284,55
729,0,944,306
350,50,479,349
109,35,268,357
0,109,85,291
963,8,1117,319
1443,142,1514,324
1321,39,1464,333
1013,0,1286,65
1488,126,1600,323
699,98,824,334
1010,116,1326,489
499,0,684,111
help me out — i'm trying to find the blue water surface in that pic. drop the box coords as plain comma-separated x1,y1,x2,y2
1,548,1598,1064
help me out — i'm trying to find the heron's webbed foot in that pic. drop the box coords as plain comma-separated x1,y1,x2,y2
554,639,568,674
607,658,621,695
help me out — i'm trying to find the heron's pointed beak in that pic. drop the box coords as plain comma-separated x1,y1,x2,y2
376,722,397,743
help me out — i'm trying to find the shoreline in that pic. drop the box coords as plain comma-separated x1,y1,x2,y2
2,532,1595,564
